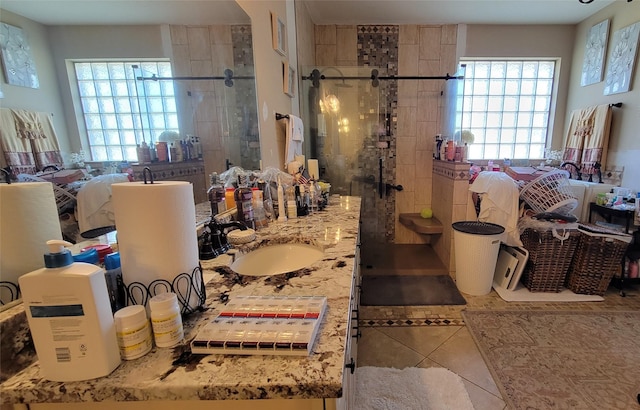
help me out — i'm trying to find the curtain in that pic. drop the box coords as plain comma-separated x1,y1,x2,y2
562,104,612,177
0,108,37,176
0,108,63,176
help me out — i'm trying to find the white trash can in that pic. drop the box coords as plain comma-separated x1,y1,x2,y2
452,221,505,295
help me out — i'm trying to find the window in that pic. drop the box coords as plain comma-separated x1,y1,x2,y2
73,61,179,162
459,60,556,160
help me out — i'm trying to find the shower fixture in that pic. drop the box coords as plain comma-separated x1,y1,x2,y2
303,67,464,88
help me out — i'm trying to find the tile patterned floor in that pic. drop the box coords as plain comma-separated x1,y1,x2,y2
356,244,640,410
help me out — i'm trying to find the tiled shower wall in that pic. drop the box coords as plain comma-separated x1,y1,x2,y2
314,24,458,243
169,24,257,179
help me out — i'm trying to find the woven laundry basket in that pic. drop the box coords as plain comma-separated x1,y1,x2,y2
520,220,580,292
566,224,632,296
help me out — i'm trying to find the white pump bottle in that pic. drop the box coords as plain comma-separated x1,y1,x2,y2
19,240,121,381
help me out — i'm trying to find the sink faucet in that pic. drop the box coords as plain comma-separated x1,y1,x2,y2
199,219,247,259
560,161,581,180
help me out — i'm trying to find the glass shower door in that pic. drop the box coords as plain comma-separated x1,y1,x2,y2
301,66,394,244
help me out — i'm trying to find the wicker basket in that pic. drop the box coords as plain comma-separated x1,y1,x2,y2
519,169,578,215
566,224,632,296
520,227,580,292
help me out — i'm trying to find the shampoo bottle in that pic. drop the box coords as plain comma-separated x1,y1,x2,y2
19,240,121,381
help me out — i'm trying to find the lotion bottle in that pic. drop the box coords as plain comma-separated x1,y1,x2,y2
18,240,121,382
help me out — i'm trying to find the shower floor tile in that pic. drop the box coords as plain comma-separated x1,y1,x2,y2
360,243,446,276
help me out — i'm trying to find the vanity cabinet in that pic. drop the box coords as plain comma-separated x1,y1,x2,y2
131,161,207,204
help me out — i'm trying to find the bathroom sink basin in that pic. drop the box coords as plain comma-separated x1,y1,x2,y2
230,243,324,276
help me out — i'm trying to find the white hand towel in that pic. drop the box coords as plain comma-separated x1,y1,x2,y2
285,114,304,165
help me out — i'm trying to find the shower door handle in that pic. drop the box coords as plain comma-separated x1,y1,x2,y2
385,183,404,197
378,158,383,199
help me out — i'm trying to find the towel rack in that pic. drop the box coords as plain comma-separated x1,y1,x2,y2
275,113,290,121
609,102,622,108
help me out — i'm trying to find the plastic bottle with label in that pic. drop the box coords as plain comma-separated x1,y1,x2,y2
114,305,153,360
18,240,121,381
149,292,184,348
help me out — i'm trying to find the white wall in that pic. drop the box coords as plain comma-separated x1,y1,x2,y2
567,2,640,191
46,25,167,154
237,0,298,170
0,10,71,157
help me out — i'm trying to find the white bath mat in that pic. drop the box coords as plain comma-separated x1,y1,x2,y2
493,282,604,302
354,366,474,410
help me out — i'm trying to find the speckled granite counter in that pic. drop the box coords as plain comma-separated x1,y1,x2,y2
0,196,361,405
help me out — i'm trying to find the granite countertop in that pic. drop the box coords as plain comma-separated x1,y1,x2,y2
0,196,361,404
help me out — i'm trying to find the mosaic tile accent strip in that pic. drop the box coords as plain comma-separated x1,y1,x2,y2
357,25,399,242
232,25,260,170
432,160,472,180
360,318,465,327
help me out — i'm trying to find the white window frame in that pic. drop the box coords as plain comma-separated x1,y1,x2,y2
70,60,179,163
458,58,559,161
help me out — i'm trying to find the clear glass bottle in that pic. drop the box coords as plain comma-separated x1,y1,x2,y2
252,187,268,229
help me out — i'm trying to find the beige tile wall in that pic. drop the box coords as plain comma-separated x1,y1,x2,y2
395,25,458,244
431,160,475,277
170,25,235,178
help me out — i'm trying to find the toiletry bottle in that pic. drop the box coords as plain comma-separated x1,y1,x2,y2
141,141,151,163
434,135,443,160
234,175,255,229
156,141,168,162
441,138,448,161
252,187,268,229
114,305,153,360
18,240,121,381
277,176,287,222
169,142,178,162
149,292,184,348
149,143,157,162
104,252,126,313
207,173,227,217
296,185,308,216
225,187,236,211
447,140,456,161
195,137,203,159
287,186,298,219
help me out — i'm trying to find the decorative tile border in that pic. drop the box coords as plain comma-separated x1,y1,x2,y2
432,160,471,181
602,165,623,186
360,318,465,327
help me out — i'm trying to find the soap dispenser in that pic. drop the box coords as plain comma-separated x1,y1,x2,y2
18,240,121,382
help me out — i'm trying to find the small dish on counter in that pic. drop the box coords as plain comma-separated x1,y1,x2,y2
227,228,256,245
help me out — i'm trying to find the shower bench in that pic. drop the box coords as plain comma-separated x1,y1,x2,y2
399,213,443,235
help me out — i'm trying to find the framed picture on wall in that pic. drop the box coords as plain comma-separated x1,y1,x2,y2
0,22,40,89
603,21,640,95
283,60,295,97
581,19,609,86
271,12,286,56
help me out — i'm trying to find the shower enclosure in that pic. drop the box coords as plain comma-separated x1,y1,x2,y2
301,66,397,244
